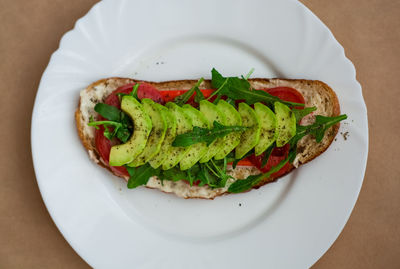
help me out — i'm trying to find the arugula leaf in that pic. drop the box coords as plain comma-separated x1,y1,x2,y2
172,121,248,147
160,167,187,182
174,78,204,106
209,158,233,188
243,68,255,80
207,77,229,101
88,118,123,141
232,149,254,169
115,127,131,142
212,94,222,104
261,144,274,167
94,103,122,121
211,68,250,91
126,164,160,189
131,84,139,99
197,164,219,187
186,164,201,186
228,151,293,193
157,160,230,189
116,84,140,99
88,118,121,130
292,106,317,123
211,68,304,107
194,87,205,103
126,158,229,189
225,97,235,106
291,114,348,146
227,174,260,194
88,104,133,143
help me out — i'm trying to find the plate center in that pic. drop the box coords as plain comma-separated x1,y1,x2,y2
104,35,292,240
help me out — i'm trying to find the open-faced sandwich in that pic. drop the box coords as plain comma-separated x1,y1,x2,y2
75,68,346,199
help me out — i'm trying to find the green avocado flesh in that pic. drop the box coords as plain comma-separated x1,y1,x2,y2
148,105,177,169
235,102,261,159
106,96,297,170
199,100,227,163
214,100,242,160
127,99,167,167
179,105,210,170
254,102,277,156
275,102,296,147
109,96,152,166
161,102,193,170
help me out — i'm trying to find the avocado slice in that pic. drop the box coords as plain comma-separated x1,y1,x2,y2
275,102,296,147
214,100,242,160
199,100,227,163
235,102,261,159
254,102,277,156
127,99,167,167
161,102,193,170
179,104,210,170
148,105,177,169
109,96,152,166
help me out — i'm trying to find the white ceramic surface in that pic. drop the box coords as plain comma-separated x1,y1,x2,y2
31,0,368,268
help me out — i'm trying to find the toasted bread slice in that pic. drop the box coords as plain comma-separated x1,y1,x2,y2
75,77,340,199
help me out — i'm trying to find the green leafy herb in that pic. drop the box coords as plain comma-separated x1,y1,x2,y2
116,84,140,99
194,87,205,103
197,165,218,187
212,94,222,104
228,151,294,193
94,103,121,121
292,106,317,123
207,77,229,101
174,78,204,106
126,164,160,189
155,159,231,189
291,114,348,146
225,97,235,106
88,117,130,142
232,150,254,169
159,167,188,182
88,103,133,143
172,121,248,147
241,68,255,81
131,84,139,99
211,68,304,107
186,164,201,186
261,144,274,167
209,158,233,188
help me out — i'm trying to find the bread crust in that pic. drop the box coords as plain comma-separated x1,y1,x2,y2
75,77,341,198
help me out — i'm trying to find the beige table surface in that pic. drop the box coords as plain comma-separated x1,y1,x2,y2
1,0,399,268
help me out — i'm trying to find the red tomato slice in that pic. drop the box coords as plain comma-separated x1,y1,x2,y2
159,89,215,107
249,87,305,174
266,87,305,109
95,125,129,177
105,83,165,108
248,144,292,177
95,83,165,177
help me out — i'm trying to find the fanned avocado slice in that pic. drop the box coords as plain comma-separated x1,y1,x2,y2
109,96,152,166
148,105,177,169
161,102,193,170
275,102,296,147
199,100,227,163
127,99,167,167
179,104,210,170
254,102,277,156
214,100,242,160
235,102,261,159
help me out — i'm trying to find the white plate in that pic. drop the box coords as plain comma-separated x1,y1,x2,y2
31,0,368,268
